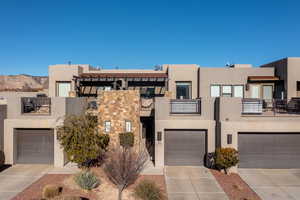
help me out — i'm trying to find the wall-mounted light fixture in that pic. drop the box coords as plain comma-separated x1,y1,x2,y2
157,131,162,141
227,134,232,144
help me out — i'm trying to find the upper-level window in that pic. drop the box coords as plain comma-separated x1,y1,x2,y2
262,85,273,100
233,85,244,98
211,85,221,97
56,82,71,97
176,82,191,99
211,85,244,98
222,85,232,97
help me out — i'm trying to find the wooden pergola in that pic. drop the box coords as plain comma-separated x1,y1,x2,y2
73,73,168,97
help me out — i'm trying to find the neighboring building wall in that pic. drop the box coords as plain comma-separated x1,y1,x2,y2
4,97,87,167
98,90,141,148
217,97,300,150
0,105,7,151
287,58,300,99
260,58,288,99
199,67,274,98
48,65,83,97
154,97,216,167
165,64,199,99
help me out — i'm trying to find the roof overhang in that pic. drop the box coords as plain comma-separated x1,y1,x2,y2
248,76,279,82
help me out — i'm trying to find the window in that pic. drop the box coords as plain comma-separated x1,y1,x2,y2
222,85,232,97
233,85,244,98
176,82,191,99
211,85,221,97
125,121,132,132
297,81,300,91
56,82,71,97
251,85,260,98
263,85,273,100
104,121,111,133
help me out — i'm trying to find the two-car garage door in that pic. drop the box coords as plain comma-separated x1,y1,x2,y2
165,130,206,166
16,129,54,164
239,133,300,168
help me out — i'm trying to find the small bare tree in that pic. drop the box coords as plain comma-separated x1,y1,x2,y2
103,147,148,200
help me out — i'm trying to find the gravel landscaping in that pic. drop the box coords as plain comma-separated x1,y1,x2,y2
12,167,167,200
211,169,262,200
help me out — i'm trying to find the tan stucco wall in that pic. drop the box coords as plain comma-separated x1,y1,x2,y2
287,58,300,99
3,97,87,167
154,97,216,167
221,120,300,150
4,119,66,167
165,64,199,99
48,65,83,97
199,67,274,98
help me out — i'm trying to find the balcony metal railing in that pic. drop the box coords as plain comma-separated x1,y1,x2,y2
242,98,300,115
242,98,263,114
170,99,201,114
21,97,51,115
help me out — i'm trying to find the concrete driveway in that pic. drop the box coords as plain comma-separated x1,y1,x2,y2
0,164,80,200
0,165,52,200
239,169,300,200
165,166,228,200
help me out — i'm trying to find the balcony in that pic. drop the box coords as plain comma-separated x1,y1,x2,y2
242,98,300,116
170,99,201,114
21,97,51,115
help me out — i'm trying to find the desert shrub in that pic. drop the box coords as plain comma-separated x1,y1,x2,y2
215,147,239,174
0,151,4,166
42,184,62,199
119,132,134,148
74,171,100,191
103,147,148,200
134,180,164,200
57,114,110,167
53,196,84,200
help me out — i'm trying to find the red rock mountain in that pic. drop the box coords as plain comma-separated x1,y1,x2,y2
0,74,48,92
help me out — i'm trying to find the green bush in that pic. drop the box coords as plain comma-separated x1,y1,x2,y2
57,114,110,167
215,147,239,174
74,171,100,191
134,180,164,200
0,151,4,166
119,132,134,148
42,184,62,199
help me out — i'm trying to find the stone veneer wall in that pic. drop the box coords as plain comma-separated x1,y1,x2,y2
98,90,141,148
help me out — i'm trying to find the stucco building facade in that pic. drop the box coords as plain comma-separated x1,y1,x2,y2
1,57,300,168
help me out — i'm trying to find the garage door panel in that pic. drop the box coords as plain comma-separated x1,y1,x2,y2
165,130,206,166
239,133,300,168
16,129,54,164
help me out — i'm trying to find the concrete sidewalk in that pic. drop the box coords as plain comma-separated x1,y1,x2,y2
165,166,228,200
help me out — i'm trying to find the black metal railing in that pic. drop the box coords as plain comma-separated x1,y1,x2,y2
170,99,201,114
242,98,263,114
21,97,51,115
242,98,300,115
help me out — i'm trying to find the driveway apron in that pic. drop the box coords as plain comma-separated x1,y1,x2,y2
165,166,229,200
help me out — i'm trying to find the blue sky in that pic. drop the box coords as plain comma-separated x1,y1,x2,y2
0,0,299,76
